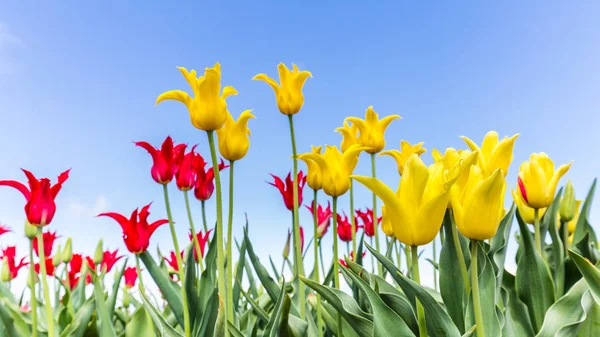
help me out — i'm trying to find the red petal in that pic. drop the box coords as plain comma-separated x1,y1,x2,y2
148,219,169,237
21,169,40,193
0,179,31,199
517,176,529,205
51,169,71,198
161,136,175,160
97,212,131,232
135,141,160,161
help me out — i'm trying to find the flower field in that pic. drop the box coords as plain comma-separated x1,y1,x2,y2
0,61,599,337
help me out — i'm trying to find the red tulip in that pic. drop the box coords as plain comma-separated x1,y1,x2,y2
355,208,382,237
339,251,367,268
20,303,31,313
135,136,186,185
101,249,124,273
0,246,28,280
193,154,229,201
305,201,332,239
67,254,95,286
0,169,70,226
337,212,361,242
124,266,138,288
32,231,59,258
188,229,212,261
165,250,184,272
176,145,198,191
98,203,168,254
34,257,55,276
0,224,11,237
268,171,307,211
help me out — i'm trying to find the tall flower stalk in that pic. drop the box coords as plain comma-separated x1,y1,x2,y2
311,190,323,337
226,161,235,320
411,246,427,337
470,241,485,337
332,196,342,336
28,239,38,337
37,228,55,337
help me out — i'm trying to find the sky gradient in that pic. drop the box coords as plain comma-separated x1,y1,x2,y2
0,1,599,289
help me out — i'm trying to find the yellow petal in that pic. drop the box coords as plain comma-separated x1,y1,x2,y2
398,155,429,211
481,131,499,161
252,74,280,94
156,90,192,108
487,133,519,176
221,86,238,100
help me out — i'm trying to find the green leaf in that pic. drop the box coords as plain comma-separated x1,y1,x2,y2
0,297,30,337
59,297,96,337
379,292,419,335
232,238,248,312
238,284,269,323
501,271,535,336
367,243,462,337
573,179,597,245
263,283,290,337
489,204,516,300
577,300,600,337
569,250,600,304
93,275,117,337
139,287,184,337
515,209,556,332
183,244,199,326
543,189,566,298
108,259,128,318
269,255,281,281
126,307,155,337
193,288,219,337
320,302,360,337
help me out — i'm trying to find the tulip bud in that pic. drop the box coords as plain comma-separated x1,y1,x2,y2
1,257,11,282
307,293,317,307
94,239,103,265
24,220,37,240
282,230,291,260
62,238,73,263
559,180,577,222
122,287,130,307
53,244,63,267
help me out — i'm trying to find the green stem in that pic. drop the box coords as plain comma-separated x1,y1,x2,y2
350,181,356,258
470,241,485,337
439,227,445,245
63,265,75,318
562,220,569,254
394,240,402,272
450,212,470,293
369,237,375,273
207,130,229,337
135,255,146,294
226,160,235,322
29,240,38,337
312,189,323,337
201,200,208,233
404,244,411,275
332,196,342,337
411,245,427,337
319,241,326,277
433,236,438,291
36,228,55,337
162,184,191,337
534,208,542,256
287,114,305,319
184,190,203,292
371,153,382,276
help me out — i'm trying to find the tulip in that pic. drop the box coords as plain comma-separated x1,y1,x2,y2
165,251,184,274
0,169,70,226
268,172,307,211
380,205,394,237
33,231,59,258
124,266,138,288
345,106,401,154
512,188,547,225
461,131,519,177
157,63,238,131
380,141,427,175
34,258,55,276
282,230,291,260
135,136,186,185
298,144,367,197
301,146,324,191
101,249,124,273
61,238,73,263
24,221,37,240
339,251,366,268
70,254,96,275
305,201,332,239
0,224,11,237
517,153,572,209
334,121,360,153
336,213,361,242
193,155,229,202
252,63,312,115
559,180,577,222
1,257,11,282
353,154,457,246
98,203,169,254
431,148,478,200
93,239,104,265
564,200,582,234
355,208,382,237
176,145,198,191
188,229,212,262
0,246,28,280
216,110,256,161
52,247,62,267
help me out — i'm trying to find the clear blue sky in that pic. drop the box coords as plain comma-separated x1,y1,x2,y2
0,1,599,288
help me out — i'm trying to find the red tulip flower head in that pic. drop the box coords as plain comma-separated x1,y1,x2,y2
135,136,186,185
268,171,307,211
0,246,28,280
305,201,332,239
194,154,229,201
0,224,11,237
355,208,382,237
101,249,124,273
0,169,70,226
34,257,55,276
189,229,212,262
176,145,199,191
124,266,138,288
339,251,367,268
337,212,361,242
33,231,59,257
98,203,168,254
165,250,184,273
67,254,95,287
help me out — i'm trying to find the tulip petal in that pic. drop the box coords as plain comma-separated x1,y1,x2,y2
488,133,519,176
97,212,130,232
481,131,499,161
50,169,71,198
399,155,429,211
156,90,192,108
221,86,238,100
461,169,506,240
351,176,401,213
0,179,31,200
414,192,449,245
548,162,573,199
252,74,280,95
377,114,402,133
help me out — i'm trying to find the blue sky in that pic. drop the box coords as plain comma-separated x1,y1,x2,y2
0,1,599,289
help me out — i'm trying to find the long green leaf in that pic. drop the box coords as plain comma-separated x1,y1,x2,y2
126,307,156,337
489,204,516,300
501,271,535,336
569,250,600,304
263,284,289,337
93,275,117,337
0,297,30,337
573,179,597,245
108,259,128,318
139,287,184,337
59,297,96,337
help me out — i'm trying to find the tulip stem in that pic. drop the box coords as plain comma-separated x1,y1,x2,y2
369,237,375,273
287,114,305,319
433,236,438,291
370,153,382,277
411,245,427,337
534,208,542,256
312,189,324,337
207,130,229,337
319,242,326,277
201,201,208,233
450,212,470,293
226,160,235,323
36,228,55,337
162,185,191,337
29,240,38,337
350,181,357,260
404,244,411,275
135,254,146,295
184,190,203,284
332,196,342,337
470,241,485,337
561,220,569,254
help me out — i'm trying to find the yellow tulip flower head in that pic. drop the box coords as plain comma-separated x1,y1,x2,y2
345,106,401,154
461,131,519,176
298,144,367,197
300,146,324,191
511,188,546,225
352,155,457,246
517,152,572,209
430,148,478,208
334,121,360,153
380,141,427,175
252,63,312,115
451,166,506,240
156,63,238,131
216,110,256,161
380,205,394,237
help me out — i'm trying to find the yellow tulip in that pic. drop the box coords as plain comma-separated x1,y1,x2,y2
216,110,256,161
461,131,519,176
451,166,506,240
156,63,238,131
345,106,401,154
334,121,360,153
380,205,394,237
517,152,572,209
430,148,478,208
301,146,324,191
512,188,546,225
380,141,427,175
252,63,312,115
352,155,456,246
298,144,367,197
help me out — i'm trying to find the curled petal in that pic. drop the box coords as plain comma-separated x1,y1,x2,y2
156,90,192,108
0,180,31,199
